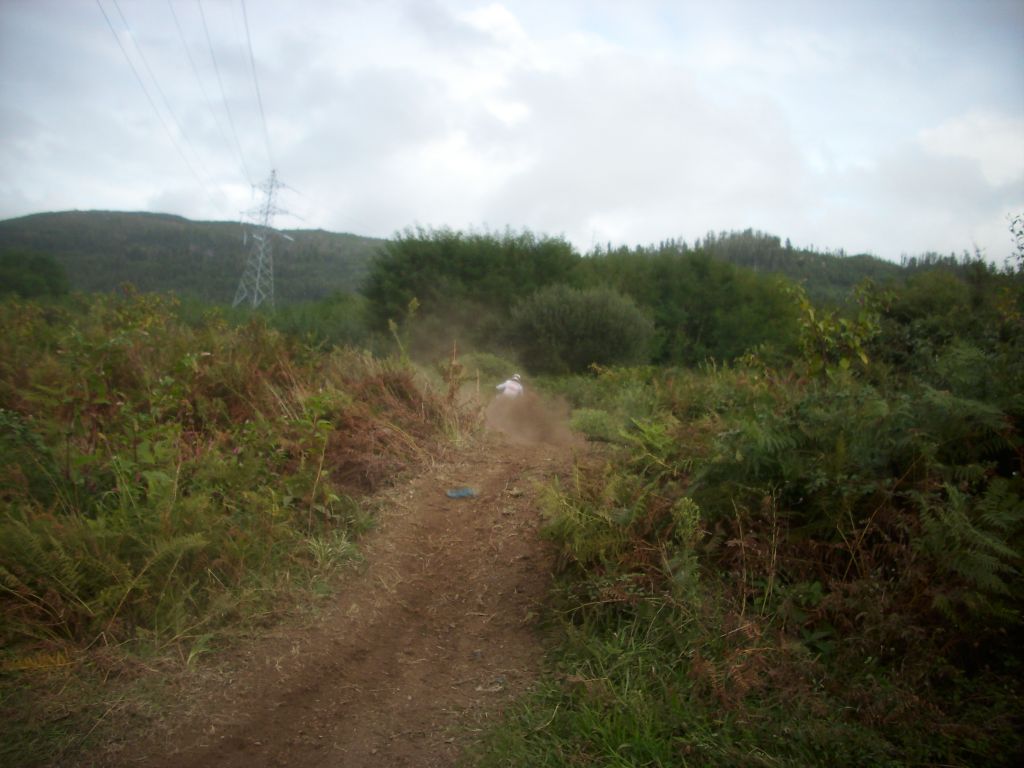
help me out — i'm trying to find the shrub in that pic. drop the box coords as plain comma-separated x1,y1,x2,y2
567,408,623,443
270,291,372,349
508,285,655,374
0,291,454,653
478,351,1023,767
361,226,578,345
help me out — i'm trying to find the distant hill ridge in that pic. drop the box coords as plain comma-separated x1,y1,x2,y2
674,228,903,303
0,210,384,303
0,211,906,305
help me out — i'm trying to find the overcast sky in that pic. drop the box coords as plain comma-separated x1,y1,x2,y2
1,0,1022,262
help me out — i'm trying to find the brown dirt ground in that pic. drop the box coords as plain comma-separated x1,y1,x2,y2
83,394,586,768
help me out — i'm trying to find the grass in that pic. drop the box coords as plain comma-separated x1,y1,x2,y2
471,592,1023,767
0,290,464,766
2,645,182,766
468,361,1024,768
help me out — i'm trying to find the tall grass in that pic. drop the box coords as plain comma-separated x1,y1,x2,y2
0,290,460,764
472,354,1023,767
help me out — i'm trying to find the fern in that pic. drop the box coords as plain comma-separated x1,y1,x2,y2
101,532,208,636
913,483,1022,614
0,512,95,638
977,479,1024,532
918,386,1015,470
625,415,687,480
542,482,632,570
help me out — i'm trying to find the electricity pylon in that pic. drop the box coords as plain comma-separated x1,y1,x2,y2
233,169,291,309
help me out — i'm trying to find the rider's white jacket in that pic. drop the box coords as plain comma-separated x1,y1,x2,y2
496,379,523,397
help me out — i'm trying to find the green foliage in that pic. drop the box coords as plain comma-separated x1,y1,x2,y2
1009,213,1024,273
539,436,701,613
0,250,69,298
588,228,904,307
0,288,467,764
790,280,881,376
0,211,381,302
507,285,655,374
567,408,624,443
695,227,903,305
544,365,683,449
471,602,935,768
681,366,1022,618
476,276,1024,766
870,257,1024,419
915,481,1022,619
539,366,660,422
269,291,372,349
579,246,800,366
362,226,578,352
387,297,420,363
457,351,520,384
0,291,454,655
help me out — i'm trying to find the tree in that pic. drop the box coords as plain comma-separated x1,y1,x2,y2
1009,213,1024,273
507,285,654,374
577,247,798,365
0,250,68,298
361,227,579,350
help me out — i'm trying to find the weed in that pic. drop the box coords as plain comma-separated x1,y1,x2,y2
0,290,462,765
474,348,1023,766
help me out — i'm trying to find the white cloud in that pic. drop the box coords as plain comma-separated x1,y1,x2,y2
460,3,527,43
919,113,1024,186
1,0,1023,263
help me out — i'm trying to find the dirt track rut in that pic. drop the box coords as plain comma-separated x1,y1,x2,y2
101,425,578,768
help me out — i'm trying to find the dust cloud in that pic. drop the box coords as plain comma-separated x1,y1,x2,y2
484,391,578,446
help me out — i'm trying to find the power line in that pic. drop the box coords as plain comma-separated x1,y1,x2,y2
96,0,205,187
240,0,274,170
166,0,247,184
111,0,208,182
198,0,253,186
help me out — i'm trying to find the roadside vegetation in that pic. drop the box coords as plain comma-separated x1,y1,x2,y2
470,253,1024,766
0,288,464,764
1,220,1021,766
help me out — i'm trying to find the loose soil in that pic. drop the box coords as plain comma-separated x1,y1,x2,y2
83,395,586,768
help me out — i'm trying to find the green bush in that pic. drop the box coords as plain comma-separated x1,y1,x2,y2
270,291,372,349
458,351,520,384
568,408,624,443
476,309,1023,766
0,292,452,653
578,246,800,365
362,226,578,346
508,285,655,374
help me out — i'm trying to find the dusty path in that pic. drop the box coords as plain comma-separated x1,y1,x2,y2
94,410,582,768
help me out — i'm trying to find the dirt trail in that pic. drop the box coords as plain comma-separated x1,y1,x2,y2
96,399,582,768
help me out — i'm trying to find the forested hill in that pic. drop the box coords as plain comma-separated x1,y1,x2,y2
603,228,904,305
3,212,915,308
0,210,382,303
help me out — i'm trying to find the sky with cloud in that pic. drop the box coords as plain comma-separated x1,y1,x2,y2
1,0,1022,262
